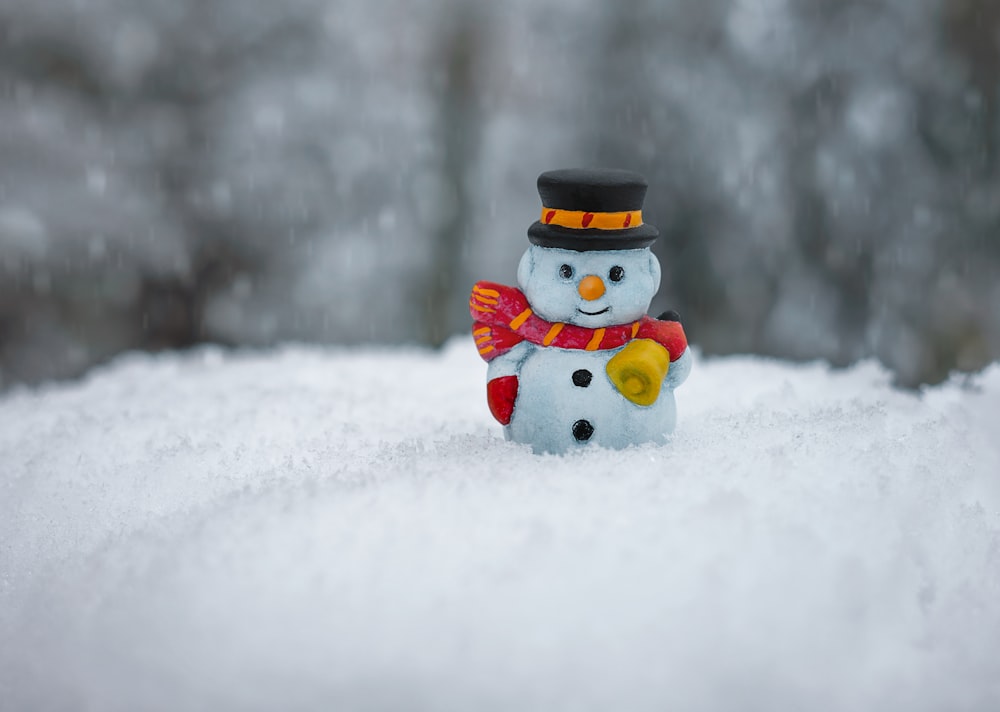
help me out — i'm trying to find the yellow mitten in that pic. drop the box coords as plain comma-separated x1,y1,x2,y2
606,339,670,406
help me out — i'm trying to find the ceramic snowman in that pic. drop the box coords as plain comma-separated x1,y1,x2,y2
470,168,691,454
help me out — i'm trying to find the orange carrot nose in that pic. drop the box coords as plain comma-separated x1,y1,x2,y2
578,275,606,301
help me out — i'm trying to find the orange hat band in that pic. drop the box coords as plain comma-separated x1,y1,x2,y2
541,207,643,231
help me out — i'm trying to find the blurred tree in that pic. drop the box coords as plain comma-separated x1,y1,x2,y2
945,0,1000,173
422,3,485,347
0,0,320,383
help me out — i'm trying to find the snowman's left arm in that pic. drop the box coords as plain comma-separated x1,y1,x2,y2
664,347,692,390
637,313,691,391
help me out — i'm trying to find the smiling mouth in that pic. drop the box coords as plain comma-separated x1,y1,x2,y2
577,306,610,316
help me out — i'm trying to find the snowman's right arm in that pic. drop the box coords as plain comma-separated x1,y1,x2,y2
485,342,533,426
486,341,533,381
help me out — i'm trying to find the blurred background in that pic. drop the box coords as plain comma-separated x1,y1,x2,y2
1,0,998,389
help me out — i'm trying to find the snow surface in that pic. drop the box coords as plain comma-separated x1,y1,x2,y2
2,340,999,711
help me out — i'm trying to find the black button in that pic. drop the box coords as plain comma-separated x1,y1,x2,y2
572,369,592,387
572,419,594,441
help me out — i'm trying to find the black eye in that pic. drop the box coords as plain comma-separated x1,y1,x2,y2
609,266,625,282
559,264,574,279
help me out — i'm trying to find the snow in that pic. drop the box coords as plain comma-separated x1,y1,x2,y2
1,341,999,711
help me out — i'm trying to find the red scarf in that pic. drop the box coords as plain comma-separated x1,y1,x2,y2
470,281,687,363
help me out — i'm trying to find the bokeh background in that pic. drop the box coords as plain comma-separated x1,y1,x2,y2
1,0,998,389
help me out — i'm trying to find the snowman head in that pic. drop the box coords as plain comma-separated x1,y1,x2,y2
518,168,663,327
517,245,661,328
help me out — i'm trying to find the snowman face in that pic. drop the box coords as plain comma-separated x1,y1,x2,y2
517,245,662,328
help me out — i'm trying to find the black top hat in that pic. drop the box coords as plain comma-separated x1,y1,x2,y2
527,168,659,251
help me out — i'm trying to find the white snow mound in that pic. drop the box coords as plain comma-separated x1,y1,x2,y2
1,340,999,711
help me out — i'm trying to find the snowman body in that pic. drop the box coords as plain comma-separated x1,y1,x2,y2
497,343,685,454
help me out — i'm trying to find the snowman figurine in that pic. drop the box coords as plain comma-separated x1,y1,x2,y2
470,168,691,454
